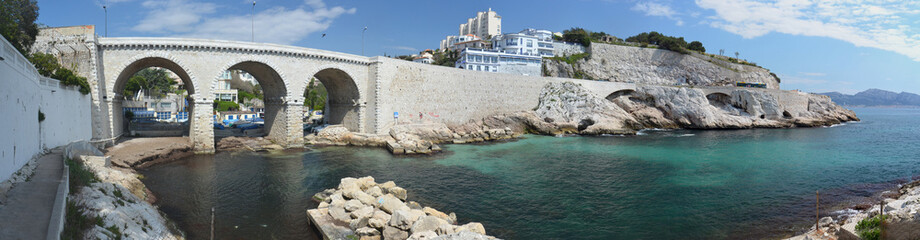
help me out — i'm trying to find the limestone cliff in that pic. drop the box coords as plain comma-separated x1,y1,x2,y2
544,43,781,89
533,82,857,133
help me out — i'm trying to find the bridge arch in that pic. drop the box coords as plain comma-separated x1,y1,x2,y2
605,89,637,101
110,55,199,139
305,66,362,132
212,58,290,140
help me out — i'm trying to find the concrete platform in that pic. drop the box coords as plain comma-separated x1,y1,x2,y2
306,208,355,240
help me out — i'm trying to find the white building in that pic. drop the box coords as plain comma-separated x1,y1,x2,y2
413,52,434,64
455,48,542,76
215,70,238,102
459,8,502,39
492,29,555,57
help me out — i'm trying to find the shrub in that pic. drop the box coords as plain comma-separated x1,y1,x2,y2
31,53,91,95
856,214,886,240
688,41,705,52
66,158,98,193
62,201,93,240
38,110,45,122
562,28,592,47
214,100,240,112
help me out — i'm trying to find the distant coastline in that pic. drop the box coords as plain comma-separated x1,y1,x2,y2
820,89,920,107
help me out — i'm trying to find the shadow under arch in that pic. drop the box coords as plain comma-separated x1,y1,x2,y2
112,57,197,138
310,68,361,132
606,89,637,101
218,60,289,139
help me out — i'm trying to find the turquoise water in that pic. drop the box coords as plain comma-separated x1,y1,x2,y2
141,108,920,239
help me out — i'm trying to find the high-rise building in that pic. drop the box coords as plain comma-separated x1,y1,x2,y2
458,8,501,39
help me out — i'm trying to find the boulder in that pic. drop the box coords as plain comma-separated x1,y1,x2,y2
411,216,447,235
389,187,408,201
351,216,370,230
379,181,397,193
383,226,409,240
389,209,424,230
407,231,438,240
367,186,384,197
330,193,345,207
435,224,456,236
354,190,378,206
422,207,450,222
356,227,382,240
377,194,409,214
407,201,422,210
329,206,351,223
430,231,494,240
345,199,365,212
340,177,359,190
455,222,486,235
358,176,377,190
369,217,388,229
351,206,375,219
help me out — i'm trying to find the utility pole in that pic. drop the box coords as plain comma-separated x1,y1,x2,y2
251,1,256,42
103,4,107,37
362,26,367,56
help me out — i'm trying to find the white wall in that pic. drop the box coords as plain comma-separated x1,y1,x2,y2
0,37,92,182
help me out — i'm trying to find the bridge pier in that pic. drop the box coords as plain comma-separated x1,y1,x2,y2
283,102,305,148
190,101,215,153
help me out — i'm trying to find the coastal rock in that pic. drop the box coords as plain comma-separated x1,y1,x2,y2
352,206,375,219
411,216,448,234
379,181,397,192
351,216,370,230
378,194,409,214
367,186,384,197
431,231,497,240
369,217,388,229
423,207,450,222
390,209,424,230
407,201,422,210
383,226,409,240
358,176,377,190
345,199,365,212
408,230,439,240
329,206,352,223
436,224,456,235
354,190,378,206
357,227,382,240
455,222,486,235
389,187,408,201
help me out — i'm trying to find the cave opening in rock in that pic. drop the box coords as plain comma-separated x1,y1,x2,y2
578,118,595,131
783,111,792,119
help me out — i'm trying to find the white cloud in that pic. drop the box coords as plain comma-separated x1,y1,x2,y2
132,0,355,45
695,0,920,61
632,2,684,26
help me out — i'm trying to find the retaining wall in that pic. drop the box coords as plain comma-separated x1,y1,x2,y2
0,37,92,182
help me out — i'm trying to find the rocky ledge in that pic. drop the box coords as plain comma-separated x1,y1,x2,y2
308,176,499,240
787,180,920,240
307,81,857,154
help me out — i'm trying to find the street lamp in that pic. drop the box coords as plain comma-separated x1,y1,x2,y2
251,1,256,42
103,5,107,37
362,26,367,56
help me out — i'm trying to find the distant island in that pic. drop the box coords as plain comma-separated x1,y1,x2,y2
820,89,920,107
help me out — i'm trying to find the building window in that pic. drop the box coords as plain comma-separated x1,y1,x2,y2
527,40,533,47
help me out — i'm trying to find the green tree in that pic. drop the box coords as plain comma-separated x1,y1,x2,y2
126,68,176,98
28,52,59,76
688,41,705,52
303,78,327,112
562,27,591,47
0,0,39,56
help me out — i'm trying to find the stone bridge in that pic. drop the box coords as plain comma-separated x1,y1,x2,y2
83,37,808,153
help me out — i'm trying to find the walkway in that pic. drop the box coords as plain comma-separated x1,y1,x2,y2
0,149,64,240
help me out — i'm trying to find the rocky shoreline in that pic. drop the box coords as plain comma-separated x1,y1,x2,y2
308,81,858,155
308,176,499,240
787,179,920,240
64,141,184,239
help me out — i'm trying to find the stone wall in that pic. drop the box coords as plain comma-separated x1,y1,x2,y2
552,42,586,57
0,37,92,182
545,43,781,89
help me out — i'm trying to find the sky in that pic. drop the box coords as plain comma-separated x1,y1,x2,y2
35,0,920,94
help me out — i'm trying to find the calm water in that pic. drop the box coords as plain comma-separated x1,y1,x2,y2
141,108,920,239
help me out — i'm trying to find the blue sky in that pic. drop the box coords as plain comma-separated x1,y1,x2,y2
36,0,920,94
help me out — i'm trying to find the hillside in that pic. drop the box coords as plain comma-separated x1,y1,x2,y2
544,43,781,89
820,89,920,107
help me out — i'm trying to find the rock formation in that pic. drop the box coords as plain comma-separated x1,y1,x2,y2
544,43,781,89
308,176,499,240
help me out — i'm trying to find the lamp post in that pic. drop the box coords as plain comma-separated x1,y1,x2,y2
362,26,367,56
103,5,107,37
251,1,256,42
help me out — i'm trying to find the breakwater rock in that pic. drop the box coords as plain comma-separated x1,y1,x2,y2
308,176,499,240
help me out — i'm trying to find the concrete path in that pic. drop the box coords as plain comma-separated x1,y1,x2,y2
0,149,64,240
